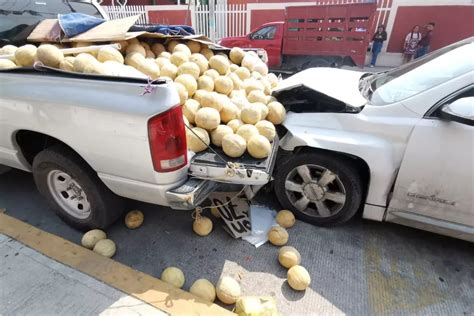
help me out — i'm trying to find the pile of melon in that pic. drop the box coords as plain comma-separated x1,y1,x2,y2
0,39,285,159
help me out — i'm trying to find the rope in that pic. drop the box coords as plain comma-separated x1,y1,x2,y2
140,76,159,96
192,186,246,220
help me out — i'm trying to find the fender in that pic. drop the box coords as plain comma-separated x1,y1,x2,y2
279,111,416,210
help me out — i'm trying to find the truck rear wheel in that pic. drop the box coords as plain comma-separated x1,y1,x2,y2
274,151,363,226
32,145,124,231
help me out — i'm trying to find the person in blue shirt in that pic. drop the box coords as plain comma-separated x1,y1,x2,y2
370,25,387,67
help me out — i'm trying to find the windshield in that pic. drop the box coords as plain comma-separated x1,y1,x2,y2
0,0,103,45
368,40,474,105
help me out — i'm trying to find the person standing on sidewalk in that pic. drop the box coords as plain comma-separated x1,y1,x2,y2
415,22,435,59
403,25,422,63
370,25,387,67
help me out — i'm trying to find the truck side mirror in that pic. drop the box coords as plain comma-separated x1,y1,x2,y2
439,97,474,126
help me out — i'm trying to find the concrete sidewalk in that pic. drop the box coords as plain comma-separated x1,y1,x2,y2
0,233,167,316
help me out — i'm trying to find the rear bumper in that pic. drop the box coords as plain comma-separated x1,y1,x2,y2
98,172,227,210
166,178,219,210
98,173,187,207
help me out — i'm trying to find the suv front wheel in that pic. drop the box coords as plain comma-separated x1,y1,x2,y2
274,151,363,226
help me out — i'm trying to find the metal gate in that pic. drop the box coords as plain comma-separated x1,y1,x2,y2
102,5,148,25
194,3,247,42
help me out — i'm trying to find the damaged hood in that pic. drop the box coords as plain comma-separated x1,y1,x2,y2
274,68,368,108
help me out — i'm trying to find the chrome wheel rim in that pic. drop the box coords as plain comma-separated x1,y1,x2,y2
284,164,346,218
46,170,91,219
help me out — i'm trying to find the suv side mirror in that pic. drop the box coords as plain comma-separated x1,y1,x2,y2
440,97,474,126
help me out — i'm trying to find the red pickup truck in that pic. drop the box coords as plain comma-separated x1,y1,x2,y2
219,2,377,72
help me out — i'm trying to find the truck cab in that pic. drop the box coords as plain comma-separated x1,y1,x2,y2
219,22,284,68
219,2,377,72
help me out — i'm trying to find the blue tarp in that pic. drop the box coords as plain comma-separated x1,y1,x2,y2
58,13,105,38
58,12,195,38
129,24,195,36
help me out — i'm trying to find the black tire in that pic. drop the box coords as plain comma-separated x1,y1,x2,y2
274,151,363,226
32,145,124,231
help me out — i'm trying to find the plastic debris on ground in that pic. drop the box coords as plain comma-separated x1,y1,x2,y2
242,204,277,248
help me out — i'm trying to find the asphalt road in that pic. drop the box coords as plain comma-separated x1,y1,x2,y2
1,168,473,316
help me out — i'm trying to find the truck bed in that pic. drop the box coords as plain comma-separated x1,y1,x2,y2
188,136,279,185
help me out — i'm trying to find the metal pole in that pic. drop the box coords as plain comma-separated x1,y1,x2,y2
209,0,215,41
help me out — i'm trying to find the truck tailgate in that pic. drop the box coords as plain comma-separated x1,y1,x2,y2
188,136,279,185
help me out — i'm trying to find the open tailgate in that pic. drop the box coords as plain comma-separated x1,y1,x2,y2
188,136,279,185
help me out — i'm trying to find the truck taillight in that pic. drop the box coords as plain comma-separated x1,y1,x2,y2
148,106,187,172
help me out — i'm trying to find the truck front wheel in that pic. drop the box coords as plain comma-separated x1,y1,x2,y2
32,145,124,231
274,152,363,226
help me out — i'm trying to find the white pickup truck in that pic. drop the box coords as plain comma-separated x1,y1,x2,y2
0,66,279,229
0,0,278,231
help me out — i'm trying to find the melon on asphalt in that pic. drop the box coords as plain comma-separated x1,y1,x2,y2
216,276,241,304
267,226,289,246
190,279,216,302
193,216,213,236
125,210,144,229
278,246,301,269
287,265,311,291
81,229,106,249
161,266,185,289
276,210,296,228
93,239,116,258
